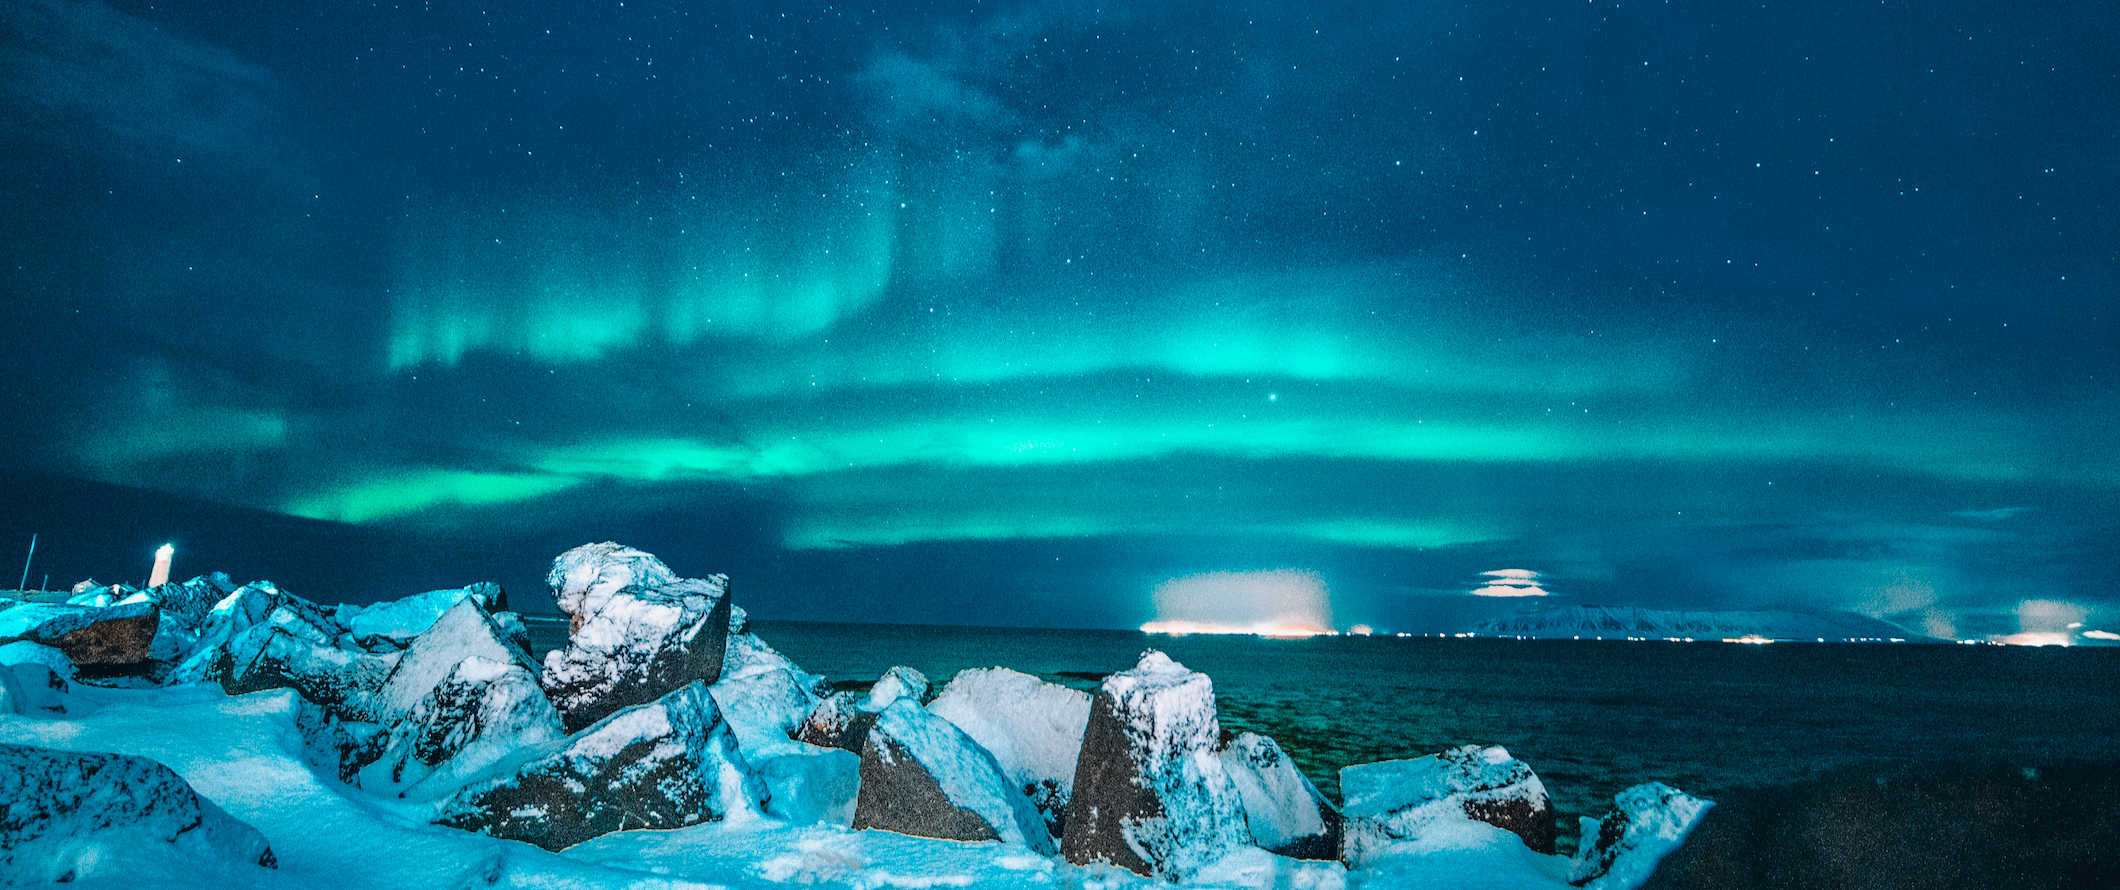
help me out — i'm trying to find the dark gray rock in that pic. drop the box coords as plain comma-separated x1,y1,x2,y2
0,601,160,672
851,700,1053,853
436,681,760,850
1060,651,1247,880
540,544,732,732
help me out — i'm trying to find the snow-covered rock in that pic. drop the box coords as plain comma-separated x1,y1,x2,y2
0,640,75,681
437,681,761,850
354,654,565,796
164,581,345,685
864,665,929,709
1340,744,1557,867
852,699,1055,853
545,541,680,632
1061,650,1247,880
0,600,159,669
799,666,931,752
369,597,536,723
336,581,506,649
797,691,874,751
0,641,71,714
219,625,397,714
927,667,1090,835
0,743,276,881
541,543,732,731
1567,782,1711,889
1222,731,1342,860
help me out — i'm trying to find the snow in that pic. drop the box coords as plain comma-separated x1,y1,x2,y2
546,542,681,620
750,747,862,825
863,665,930,711
335,583,503,648
1219,732,1331,852
0,640,75,679
927,667,1089,816
709,664,820,759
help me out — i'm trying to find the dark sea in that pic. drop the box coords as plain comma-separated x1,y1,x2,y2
529,619,2120,852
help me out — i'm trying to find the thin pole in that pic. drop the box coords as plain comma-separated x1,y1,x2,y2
17,533,34,591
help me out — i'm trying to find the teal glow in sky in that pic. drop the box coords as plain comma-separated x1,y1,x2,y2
2,0,2115,639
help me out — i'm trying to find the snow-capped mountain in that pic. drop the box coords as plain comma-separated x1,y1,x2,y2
1471,604,1929,642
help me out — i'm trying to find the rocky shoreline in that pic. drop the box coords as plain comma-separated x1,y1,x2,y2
0,542,1727,887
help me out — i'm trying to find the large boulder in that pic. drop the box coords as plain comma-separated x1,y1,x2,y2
0,744,276,882
220,625,398,714
0,601,159,671
711,665,822,758
347,598,565,794
437,681,761,850
354,655,565,795
335,582,507,650
165,582,346,685
1221,732,1342,860
1060,651,1247,880
927,667,1090,835
1569,782,1712,889
1340,744,1557,867
540,544,732,731
546,541,680,633
851,699,1054,853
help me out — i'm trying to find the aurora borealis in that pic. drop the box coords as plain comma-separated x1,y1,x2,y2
2,0,2114,639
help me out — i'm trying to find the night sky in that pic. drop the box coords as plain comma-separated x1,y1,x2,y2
2,0,2114,640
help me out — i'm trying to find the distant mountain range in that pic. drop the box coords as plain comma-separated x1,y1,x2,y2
1471,604,1932,643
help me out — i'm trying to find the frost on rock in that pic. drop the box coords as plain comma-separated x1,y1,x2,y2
927,667,1090,835
540,543,732,732
1221,731,1342,860
1567,782,1712,890
863,665,929,710
220,625,398,715
353,654,565,796
437,681,762,851
165,582,346,686
0,600,159,670
370,597,538,723
337,582,507,650
852,699,1055,854
545,541,680,632
0,743,276,882
1061,650,1247,880
1340,744,1557,867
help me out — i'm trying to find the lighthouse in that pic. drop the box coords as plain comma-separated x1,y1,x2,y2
148,543,174,587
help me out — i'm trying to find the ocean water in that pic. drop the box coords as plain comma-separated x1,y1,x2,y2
529,619,2120,851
